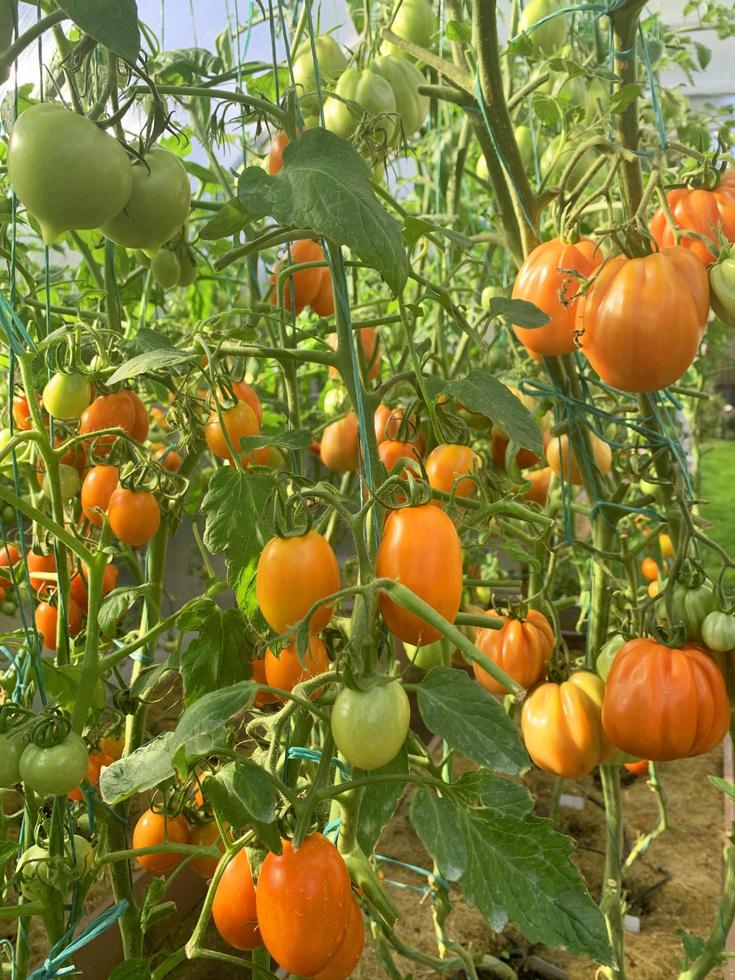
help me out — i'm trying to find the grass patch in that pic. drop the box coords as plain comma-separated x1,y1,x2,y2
699,439,735,579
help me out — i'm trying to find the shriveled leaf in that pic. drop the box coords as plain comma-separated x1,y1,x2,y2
100,733,175,804
58,0,140,64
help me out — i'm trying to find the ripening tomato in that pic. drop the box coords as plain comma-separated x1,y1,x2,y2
35,599,82,650
545,431,612,485
374,405,415,443
268,130,290,174
156,448,182,472
42,372,91,420
511,238,602,355
27,550,57,594
522,671,614,778
189,820,225,879
376,505,463,645
107,487,161,547
701,610,735,653
252,656,279,707
0,543,19,586
272,240,325,313
256,531,340,634
80,393,137,453
320,413,359,472
522,466,551,505
309,896,365,979
212,849,262,949
331,681,410,770
577,246,709,392
205,401,260,463
379,439,421,475
12,393,36,431
311,267,335,318
640,556,660,582
473,609,555,695
328,328,381,382
120,390,149,443
602,638,730,760
231,380,263,426
650,173,735,265
256,834,352,976
264,634,330,697
132,809,190,874
425,444,480,501
81,465,119,526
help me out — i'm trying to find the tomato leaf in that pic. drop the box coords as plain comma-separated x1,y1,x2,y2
609,83,643,113
236,128,408,294
179,599,251,705
199,199,248,240
108,959,151,980
417,667,529,775
489,296,549,329
58,0,140,65
411,773,613,964
106,348,196,385
357,743,409,855
423,370,542,454
98,584,150,637
99,732,176,805
709,775,735,800
236,429,313,452
202,759,282,853
403,216,474,250
169,681,256,773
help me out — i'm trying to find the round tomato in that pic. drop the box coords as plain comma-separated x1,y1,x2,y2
425,443,480,500
205,401,260,463
324,68,397,144
272,239,324,313
577,246,709,392
371,55,429,136
35,599,82,650
107,487,161,547
473,609,555,695
0,731,27,787
521,671,613,778
331,680,410,770
264,634,330,697
257,531,340,634
231,380,263,426
212,848,262,949
311,267,335,318
132,809,190,873
292,36,347,114
189,821,224,879
650,173,735,265
320,413,359,472
80,393,137,453
511,238,602,355
328,327,381,382
151,249,181,288
18,836,93,901
42,372,91,420
710,254,735,326
376,504,462,645
545,431,612,485
0,543,19,586
7,103,133,244
99,733,125,760
156,447,182,472
522,466,551,505
701,610,735,653
640,556,660,582
27,550,57,594
596,633,625,680
101,147,190,250
519,0,566,54
602,638,730,760
44,463,81,503
380,0,436,54
19,730,89,797
256,833,352,976
309,896,365,980
81,465,119,526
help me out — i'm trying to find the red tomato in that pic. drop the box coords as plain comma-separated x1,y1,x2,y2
132,809,190,874
264,634,330,698
35,599,82,650
650,172,735,265
0,543,20,586
212,849,262,950
107,487,161,547
256,531,340,634
473,609,555,695
27,550,57,594
81,465,119,526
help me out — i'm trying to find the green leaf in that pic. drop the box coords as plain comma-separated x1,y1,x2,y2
677,927,707,967
423,370,541,454
108,959,151,980
236,128,408,293
203,759,281,852
357,743,409,855
610,83,643,113
180,600,250,705
709,775,735,800
411,776,612,964
445,19,472,43
237,429,313,453
58,0,140,64
183,161,220,186
170,681,256,771
530,94,560,127
199,200,248,240
106,348,196,385
0,841,20,875
99,584,150,637
99,733,175,805
417,668,529,775
489,296,549,329
42,661,104,718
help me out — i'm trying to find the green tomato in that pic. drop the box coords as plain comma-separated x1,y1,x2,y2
0,732,25,787
710,257,735,327
44,463,81,503
381,0,437,56
101,147,191,250
658,581,716,642
17,844,53,901
135,248,151,267
265,446,285,469
324,68,398,145
0,429,11,455
151,249,181,289
481,285,501,311
404,638,451,670
331,680,411,770
0,601,16,616
17,835,93,901
292,36,348,115
515,124,535,172
42,372,91,420
371,55,428,136
7,103,133,245
177,249,198,286
596,633,625,680
19,731,88,797
701,610,735,653
519,0,566,55
323,386,348,417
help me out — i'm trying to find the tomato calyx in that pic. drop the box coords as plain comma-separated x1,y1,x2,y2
0,703,34,736
27,712,75,750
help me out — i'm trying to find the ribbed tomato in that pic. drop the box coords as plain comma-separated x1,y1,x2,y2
521,671,614,778
511,238,602,355
212,848,262,949
264,634,330,697
426,443,480,500
650,172,735,265
601,638,730,760
576,246,709,392
256,834,352,977
473,609,555,695
256,531,340,634
320,413,359,472
376,504,463,645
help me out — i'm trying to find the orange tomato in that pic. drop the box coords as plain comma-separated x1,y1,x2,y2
121,390,149,443
374,404,415,444
267,130,290,174
0,543,20,587
252,656,278,707
310,896,365,979
640,556,660,582
68,749,110,801
545,432,612,485
378,439,421,475
273,239,325,313
473,609,555,695
99,734,124,760
320,413,359,472
650,173,735,265
27,550,57,594
189,820,224,879
35,599,82,650
328,328,381,382
231,380,263,427
107,487,161,547
256,531,340,634
12,393,36,431
132,809,190,874
212,849,262,949
311,267,335,317
522,466,551,505
205,401,260,464
425,443,480,501
623,758,650,776
81,465,120,527
79,392,137,454
264,634,330,697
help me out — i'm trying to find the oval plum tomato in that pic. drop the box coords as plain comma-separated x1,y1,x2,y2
331,680,410,770
12,393,36,431
650,172,735,265
189,821,224,879
0,543,19,586
624,759,650,776
81,465,119,526
311,267,335,317
42,372,91,420
511,238,602,355
372,54,429,136
701,610,735,653
328,327,381,382
80,393,137,454
710,254,735,326
519,0,566,54
151,249,180,288
492,428,543,470
27,550,57,594
35,599,82,650
268,130,290,175
292,35,347,114
231,380,263,426
252,656,279,707
376,504,463,645
264,634,330,698
521,671,613,778
380,0,436,54
545,431,612,485
156,448,182,472
640,556,661,583
309,896,365,979
379,439,421,475
205,401,259,464
67,749,109,801
473,609,555,695
522,466,551,505
120,390,149,443
324,67,397,144
577,246,709,392
602,638,730,760
212,849,262,950
374,404,414,444
19,731,89,797
320,413,359,472
272,239,324,313
132,809,190,873
256,531,340,634
256,833,352,976
425,443,480,501
107,488,161,547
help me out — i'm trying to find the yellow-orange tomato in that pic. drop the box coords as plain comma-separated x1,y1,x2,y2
267,130,290,174
545,431,612,485
320,413,359,472
473,609,555,695
640,556,660,582
376,504,462,645
425,443,480,501
309,896,365,979
272,239,325,313
205,401,260,463
81,465,119,527
378,439,421,475
647,579,660,598
132,809,190,873
264,634,330,697
231,380,263,426
522,466,552,506
256,531,340,634
511,238,602,355
521,671,614,778
650,173,735,266
374,404,415,444
576,247,709,392
79,392,137,454
252,656,279,707
189,821,225,879
212,849,262,950
99,734,124,760
602,638,730,761
659,532,674,558
311,267,334,318
328,328,381,382
107,488,161,547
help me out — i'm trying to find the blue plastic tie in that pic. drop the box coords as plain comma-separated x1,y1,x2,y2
27,902,128,980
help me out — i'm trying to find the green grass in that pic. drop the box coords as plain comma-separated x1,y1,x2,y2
699,439,735,577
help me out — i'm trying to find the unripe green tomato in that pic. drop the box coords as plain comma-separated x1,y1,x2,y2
481,285,501,310
658,581,716,641
371,55,428,136
292,36,347,115
701,610,735,653
331,681,411,770
42,372,92,420
1,505,14,525
17,844,53,901
101,147,190,250
177,249,198,286
0,429,11,455
151,249,181,289
0,732,25,787
0,668,16,694
519,0,566,55
381,0,436,56
324,68,398,144
266,446,285,468
7,103,133,245
515,125,535,172
44,463,81,503
323,386,348,417
596,633,625,680
710,257,735,327
17,835,93,900
404,638,451,670
0,1,12,85
0,601,16,616
19,731,89,797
